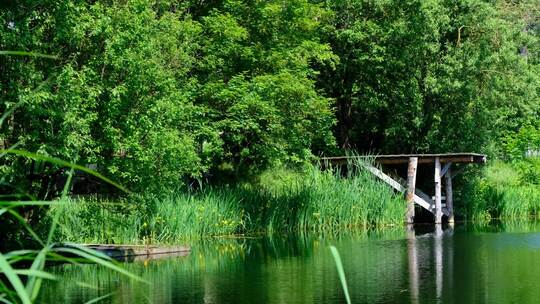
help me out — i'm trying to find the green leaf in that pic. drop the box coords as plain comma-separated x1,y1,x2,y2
84,292,115,304
329,246,351,304
13,270,57,281
53,248,146,283
0,150,130,193
0,254,32,304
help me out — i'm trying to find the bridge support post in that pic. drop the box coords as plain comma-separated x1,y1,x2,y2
434,157,442,224
406,157,418,224
445,166,454,223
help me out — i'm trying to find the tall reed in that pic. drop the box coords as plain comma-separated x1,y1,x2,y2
463,159,540,221
48,159,406,244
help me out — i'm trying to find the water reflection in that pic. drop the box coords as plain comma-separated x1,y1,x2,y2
407,225,419,304
39,222,540,304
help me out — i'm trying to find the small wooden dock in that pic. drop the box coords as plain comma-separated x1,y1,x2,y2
321,153,487,224
85,244,191,262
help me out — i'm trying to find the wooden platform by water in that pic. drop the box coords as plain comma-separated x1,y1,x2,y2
321,153,487,224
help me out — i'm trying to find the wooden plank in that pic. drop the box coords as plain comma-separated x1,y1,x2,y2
434,157,442,224
365,165,432,212
365,165,406,192
406,157,418,223
320,153,487,165
414,188,450,217
446,166,454,223
372,168,450,217
377,156,474,165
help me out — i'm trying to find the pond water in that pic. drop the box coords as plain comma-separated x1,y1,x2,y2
40,222,540,304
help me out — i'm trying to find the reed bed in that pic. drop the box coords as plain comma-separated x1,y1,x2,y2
48,160,406,244
463,159,540,222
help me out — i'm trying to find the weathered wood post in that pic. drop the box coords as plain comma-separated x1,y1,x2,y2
434,157,442,224
445,165,454,223
434,224,443,299
406,157,418,223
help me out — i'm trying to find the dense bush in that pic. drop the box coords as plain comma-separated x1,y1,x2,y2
0,0,335,195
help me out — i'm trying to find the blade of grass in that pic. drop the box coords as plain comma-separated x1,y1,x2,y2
53,248,146,283
0,201,67,207
0,254,32,304
0,150,130,193
61,167,75,198
0,293,14,304
62,243,113,261
13,270,57,281
25,245,52,301
0,104,22,129
329,246,351,304
3,250,38,260
45,168,76,246
75,281,101,290
83,292,115,304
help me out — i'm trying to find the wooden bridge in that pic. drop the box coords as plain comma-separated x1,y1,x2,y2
321,153,487,224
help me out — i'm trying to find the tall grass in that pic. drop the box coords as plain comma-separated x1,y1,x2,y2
49,160,406,244
329,246,351,304
462,159,540,221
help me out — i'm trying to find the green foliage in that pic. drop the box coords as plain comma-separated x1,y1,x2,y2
319,0,539,155
460,158,540,221
0,200,145,304
0,0,335,194
503,125,540,160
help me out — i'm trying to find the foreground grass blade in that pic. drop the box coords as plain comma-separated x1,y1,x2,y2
3,250,38,260
53,248,147,283
13,270,57,281
329,246,351,304
0,295,13,304
0,150,130,193
0,254,32,304
25,245,53,301
62,243,112,261
83,292,115,304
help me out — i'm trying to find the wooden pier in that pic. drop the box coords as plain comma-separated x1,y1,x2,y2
321,153,487,224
